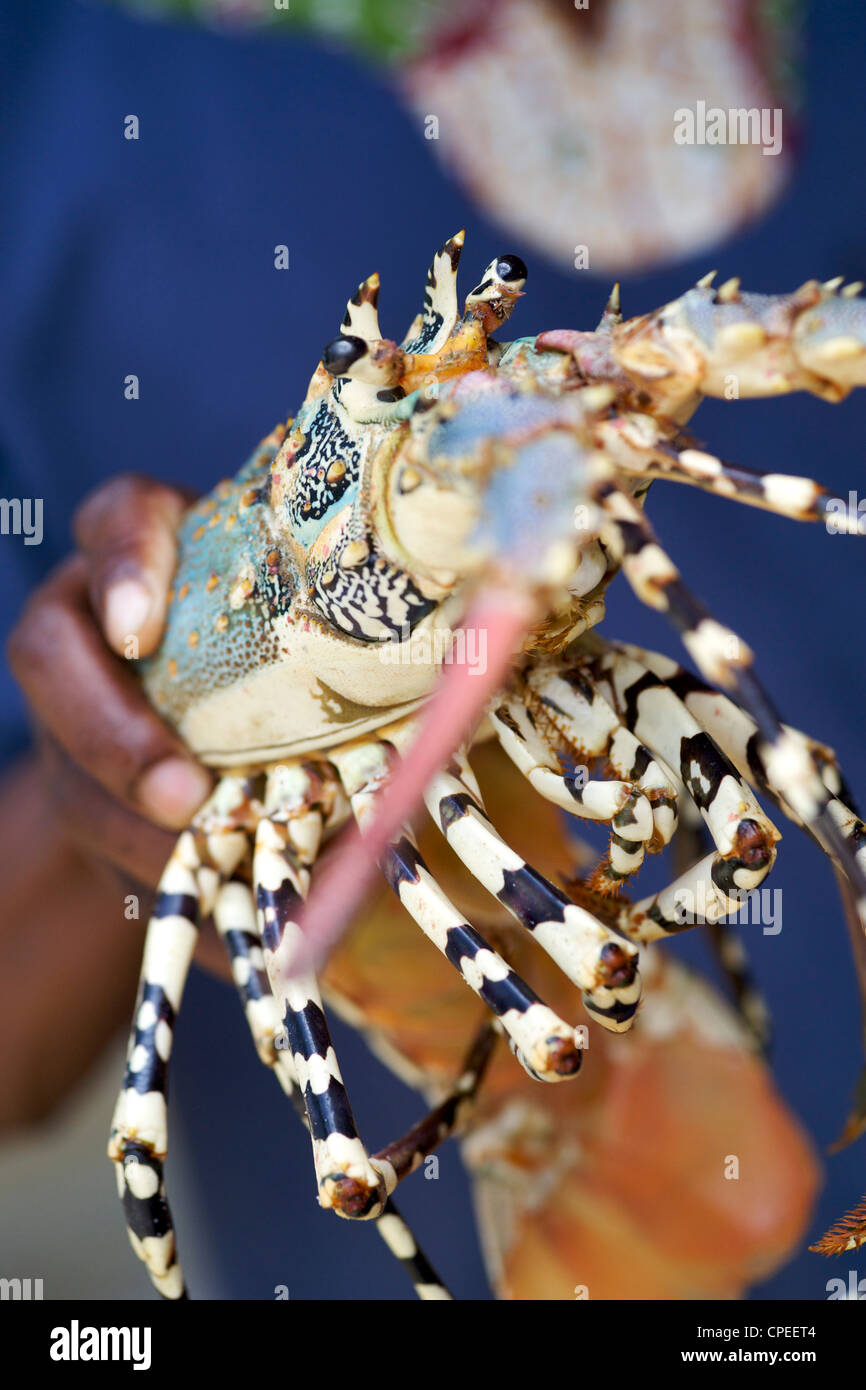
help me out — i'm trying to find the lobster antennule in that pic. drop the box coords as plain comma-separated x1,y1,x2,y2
464,253,528,334
279,585,539,981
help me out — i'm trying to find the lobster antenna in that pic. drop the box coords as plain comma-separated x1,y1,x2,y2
280,583,539,980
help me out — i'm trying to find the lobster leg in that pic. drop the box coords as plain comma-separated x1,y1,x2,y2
578,642,781,943
599,485,866,1253
489,666,679,889
673,794,772,1053
108,778,251,1299
254,765,392,1222
492,639,774,1032
213,867,299,1090
609,642,866,892
598,419,863,528
371,1019,499,1185
598,484,866,921
214,866,453,1300
329,737,586,1081
421,750,642,1032
611,641,866,1136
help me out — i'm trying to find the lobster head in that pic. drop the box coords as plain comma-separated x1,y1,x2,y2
304,232,616,636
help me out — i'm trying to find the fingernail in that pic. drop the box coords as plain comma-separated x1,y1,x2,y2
137,757,212,828
105,578,152,651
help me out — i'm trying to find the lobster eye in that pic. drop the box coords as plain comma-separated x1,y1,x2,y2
322,334,368,376
495,254,527,285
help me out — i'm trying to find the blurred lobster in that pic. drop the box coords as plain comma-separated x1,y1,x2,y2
109,233,866,1299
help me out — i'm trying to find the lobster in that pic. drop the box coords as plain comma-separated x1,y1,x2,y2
109,233,866,1299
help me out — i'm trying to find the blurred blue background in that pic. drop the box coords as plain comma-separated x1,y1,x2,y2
0,0,864,1299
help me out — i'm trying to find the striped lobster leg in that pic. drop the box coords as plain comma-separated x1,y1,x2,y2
491,641,773,1038
611,644,866,1148
673,793,772,1053
253,762,392,1222
598,484,866,1253
214,867,297,1087
361,1021,499,1299
614,642,866,875
597,417,865,529
420,749,642,1033
214,864,453,1300
372,1202,453,1300
489,664,679,892
329,737,586,1081
579,641,781,943
107,775,253,1299
598,483,866,925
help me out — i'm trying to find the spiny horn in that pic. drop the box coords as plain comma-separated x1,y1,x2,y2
403,230,465,353
341,271,381,344
715,276,741,304
598,282,621,327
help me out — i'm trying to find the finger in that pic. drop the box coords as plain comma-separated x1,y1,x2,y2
40,736,231,980
74,475,192,657
9,558,211,828
40,732,180,887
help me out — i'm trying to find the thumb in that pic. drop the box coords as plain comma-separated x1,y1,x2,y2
74,475,192,657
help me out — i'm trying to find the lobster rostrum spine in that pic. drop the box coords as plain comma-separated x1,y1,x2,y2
111,234,866,1300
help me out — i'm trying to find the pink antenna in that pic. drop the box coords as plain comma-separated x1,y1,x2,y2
279,584,538,980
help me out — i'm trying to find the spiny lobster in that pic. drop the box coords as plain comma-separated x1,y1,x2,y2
109,232,866,1299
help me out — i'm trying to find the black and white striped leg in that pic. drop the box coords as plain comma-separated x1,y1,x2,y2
619,643,866,875
421,749,642,1032
214,864,453,1299
490,661,679,891
213,866,299,1091
673,792,772,1052
254,763,391,1221
374,1201,454,1300
108,776,252,1299
584,641,780,943
616,642,866,1083
330,739,586,1081
599,484,866,930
